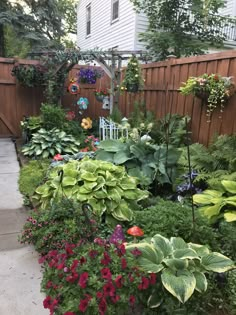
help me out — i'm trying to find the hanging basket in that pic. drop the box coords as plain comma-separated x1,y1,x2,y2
95,94,104,102
126,83,139,93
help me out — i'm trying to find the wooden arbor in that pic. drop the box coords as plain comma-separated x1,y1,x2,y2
29,49,151,113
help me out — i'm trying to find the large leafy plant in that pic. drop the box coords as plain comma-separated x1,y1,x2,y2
96,139,181,189
126,234,235,308
22,128,80,158
33,158,148,222
193,180,236,223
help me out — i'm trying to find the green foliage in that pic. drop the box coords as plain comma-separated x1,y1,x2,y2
120,55,144,93
193,180,236,223
40,103,66,130
21,128,80,158
130,0,228,60
129,101,155,128
11,63,45,87
18,160,50,197
20,200,99,254
150,114,190,146
5,25,30,58
33,158,149,222
109,105,123,124
126,234,234,306
96,139,181,189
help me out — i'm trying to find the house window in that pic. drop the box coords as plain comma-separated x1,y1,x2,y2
111,0,119,21
86,4,91,36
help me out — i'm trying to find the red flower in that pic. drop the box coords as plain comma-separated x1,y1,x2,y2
103,282,116,297
111,295,120,304
121,258,127,269
138,276,149,290
115,275,123,288
80,256,87,265
53,154,63,161
66,272,79,283
89,250,98,258
66,111,75,121
79,297,90,313
101,252,112,265
71,259,79,272
129,295,136,306
78,272,89,289
101,267,112,280
96,291,103,299
150,273,157,285
46,281,53,289
43,296,52,309
98,298,107,315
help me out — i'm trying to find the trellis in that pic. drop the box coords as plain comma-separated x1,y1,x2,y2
28,49,151,113
99,117,129,141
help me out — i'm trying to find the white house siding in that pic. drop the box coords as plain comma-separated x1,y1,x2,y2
219,0,236,16
134,12,149,50
77,0,137,50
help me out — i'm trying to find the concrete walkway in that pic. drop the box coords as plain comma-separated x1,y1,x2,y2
0,138,48,315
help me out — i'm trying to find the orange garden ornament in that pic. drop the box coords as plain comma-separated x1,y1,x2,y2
81,117,92,130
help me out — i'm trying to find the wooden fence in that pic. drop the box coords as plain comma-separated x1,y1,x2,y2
1,51,236,145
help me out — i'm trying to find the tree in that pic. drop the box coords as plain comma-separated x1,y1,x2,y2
0,0,77,57
130,0,229,60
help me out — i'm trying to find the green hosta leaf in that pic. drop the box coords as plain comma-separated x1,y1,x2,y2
113,151,132,164
84,182,97,191
170,237,188,249
80,172,97,182
147,290,163,308
199,204,223,219
161,269,196,303
42,151,49,158
224,211,236,222
200,190,224,197
112,204,133,221
98,140,127,152
126,242,164,273
193,193,216,205
123,189,139,200
188,243,210,257
62,176,77,187
35,149,43,155
95,150,114,163
222,180,236,194
49,148,55,156
107,188,121,203
151,234,172,258
94,190,108,199
173,248,199,260
118,177,137,190
201,252,234,272
193,272,207,293
163,258,189,270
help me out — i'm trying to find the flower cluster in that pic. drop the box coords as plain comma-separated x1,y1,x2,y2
179,74,235,121
94,88,109,97
120,55,144,93
77,68,104,84
66,111,76,121
41,240,156,315
80,135,99,152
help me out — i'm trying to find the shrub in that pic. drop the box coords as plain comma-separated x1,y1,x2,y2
41,103,66,130
22,128,80,158
18,160,50,197
33,158,149,223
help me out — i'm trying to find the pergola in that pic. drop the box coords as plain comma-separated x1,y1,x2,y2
28,49,152,113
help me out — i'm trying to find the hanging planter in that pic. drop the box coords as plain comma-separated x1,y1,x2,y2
95,94,104,102
94,88,110,103
126,83,139,93
77,67,104,84
179,74,236,121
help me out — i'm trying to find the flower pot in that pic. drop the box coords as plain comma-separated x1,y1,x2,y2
195,91,209,101
95,94,104,102
126,83,139,93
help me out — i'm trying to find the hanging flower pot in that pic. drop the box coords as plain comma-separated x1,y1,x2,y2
95,94,104,102
94,88,110,103
126,83,139,93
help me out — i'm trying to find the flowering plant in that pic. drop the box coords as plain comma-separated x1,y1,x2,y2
77,68,104,84
94,88,109,97
41,240,156,315
80,135,99,152
120,55,144,93
179,74,235,120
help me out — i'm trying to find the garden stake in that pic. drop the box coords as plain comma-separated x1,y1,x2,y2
185,117,195,230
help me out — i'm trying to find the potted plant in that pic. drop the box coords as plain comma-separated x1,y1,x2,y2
94,88,110,102
77,67,104,84
120,55,144,93
179,73,235,120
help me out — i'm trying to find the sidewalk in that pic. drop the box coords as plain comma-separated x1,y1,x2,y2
0,138,48,315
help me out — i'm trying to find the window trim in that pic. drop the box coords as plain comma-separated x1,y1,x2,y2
86,3,91,37
111,0,119,24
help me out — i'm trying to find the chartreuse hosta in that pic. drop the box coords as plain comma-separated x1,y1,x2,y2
33,158,149,222
193,180,236,223
126,234,235,308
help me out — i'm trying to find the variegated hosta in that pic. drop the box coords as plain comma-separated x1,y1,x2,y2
126,234,235,308
33,158,149,222
193,180,236,223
